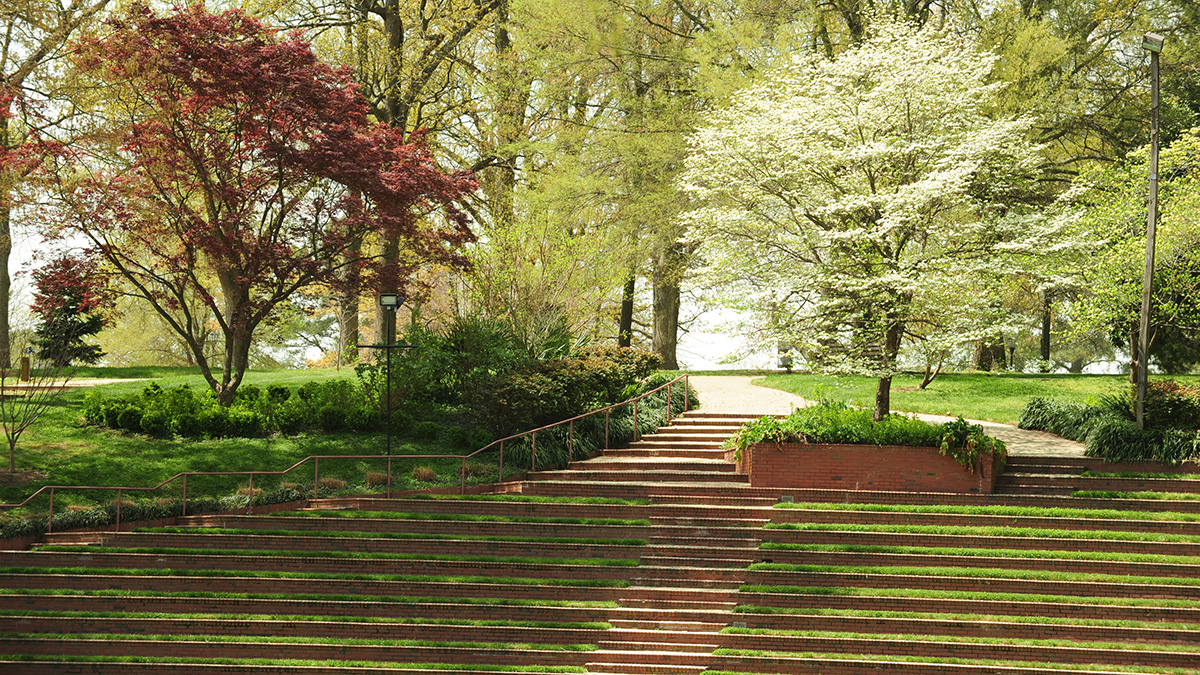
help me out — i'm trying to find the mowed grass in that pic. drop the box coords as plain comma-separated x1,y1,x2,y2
0,367,477,508
754,372,1200,424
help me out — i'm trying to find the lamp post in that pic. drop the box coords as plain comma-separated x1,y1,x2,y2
363,293,412,456
1136,32,1165,429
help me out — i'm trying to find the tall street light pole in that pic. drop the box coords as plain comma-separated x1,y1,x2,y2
1136,32,1164,430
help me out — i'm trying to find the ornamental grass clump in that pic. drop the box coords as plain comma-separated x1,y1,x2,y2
725,402,1004,470
1019,381,1200,464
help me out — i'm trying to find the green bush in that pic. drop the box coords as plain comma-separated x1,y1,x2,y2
441,425,470,449
725,402,1004,471
1021,381,1200,464
81,378,373,439
412,421,441,441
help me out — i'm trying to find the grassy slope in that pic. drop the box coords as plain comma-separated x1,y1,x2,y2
753,372,1200,424
2,368,467,507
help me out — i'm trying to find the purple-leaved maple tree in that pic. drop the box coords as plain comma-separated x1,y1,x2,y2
46,2,476,404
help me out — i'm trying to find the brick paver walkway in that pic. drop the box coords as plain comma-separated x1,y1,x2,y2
687,375,1085,457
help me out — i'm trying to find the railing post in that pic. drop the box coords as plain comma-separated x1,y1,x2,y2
499,440,504,480
314,459,320,499
387,457,393,499
569,420,574,461
461,458,466,495
181,476,188,517
634,401,639,442
115,488,122,533
47,488,54,534
605,410,610,450
684,375,690,413
246,474,254,515
667,382,672,423
531,431,537,472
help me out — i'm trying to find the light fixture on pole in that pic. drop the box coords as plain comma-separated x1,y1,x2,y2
1136,31,1164,429
363,293,411,458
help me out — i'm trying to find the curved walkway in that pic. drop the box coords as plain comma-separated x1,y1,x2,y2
687,375,1085,458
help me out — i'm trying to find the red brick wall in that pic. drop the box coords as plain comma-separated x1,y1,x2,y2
737,442,1002,493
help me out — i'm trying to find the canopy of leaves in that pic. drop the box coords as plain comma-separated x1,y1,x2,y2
44,2,476,402
1067,128,1200,372
680,18,1051,394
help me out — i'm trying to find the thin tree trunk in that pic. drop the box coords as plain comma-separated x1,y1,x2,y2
0,201,10,371
1129,325,1139,384
0,113,11,371
338,235,362,364
618,275,635,348
1040,292,1051,372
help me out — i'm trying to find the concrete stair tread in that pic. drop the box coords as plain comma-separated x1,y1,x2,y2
597,641,717,652
609,620,727,632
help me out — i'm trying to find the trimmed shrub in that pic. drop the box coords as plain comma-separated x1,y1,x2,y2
725,402,1005,471
412,421,441,441
441,425,470,449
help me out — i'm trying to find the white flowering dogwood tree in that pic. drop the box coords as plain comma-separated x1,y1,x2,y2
681,18,1053,420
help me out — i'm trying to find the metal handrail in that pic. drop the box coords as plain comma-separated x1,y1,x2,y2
0,374,690,534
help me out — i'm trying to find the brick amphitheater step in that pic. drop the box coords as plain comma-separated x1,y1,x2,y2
5,408,1200,674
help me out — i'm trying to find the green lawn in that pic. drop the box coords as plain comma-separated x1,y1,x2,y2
753,372,1200,424
1,368,474,509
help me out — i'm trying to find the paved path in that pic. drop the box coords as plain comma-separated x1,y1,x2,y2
687,375,1085,457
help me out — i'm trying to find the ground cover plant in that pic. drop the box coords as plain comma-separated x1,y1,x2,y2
1020,380,1200,464
725,400,1005,470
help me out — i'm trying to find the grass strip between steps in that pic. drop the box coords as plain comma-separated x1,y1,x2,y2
31,545,639,567
1073,491,1200,501
0,655,587,671
0,566,629,588
708,651,1200,673
771,502,1200,522
703,657,1200,675
0,588,619,607
0,633,598,651
747,563,1200,586
134,526,648,546
1081,472,1200,480
717,627,1200,653
757,542,1200,565
406,494,648,505
762,522,1200,543
736,585,1200,608
728,606,1200,630
270,511,652,526
0,609,611,629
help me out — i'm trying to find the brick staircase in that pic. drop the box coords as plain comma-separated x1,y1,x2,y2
2,410,1200,674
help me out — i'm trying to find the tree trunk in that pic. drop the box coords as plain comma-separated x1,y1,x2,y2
0,113,11,371
618,275,635,347
338,235,363,364
919,361,941,389
974,340,1006,371
1040,292,1051,373
0,201,10,371
652,245,682,370
874,320,904,421
874,375,892,422
1129,324,1139,384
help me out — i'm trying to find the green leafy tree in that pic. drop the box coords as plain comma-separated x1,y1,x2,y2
681,17,1055,420
1067,128,1200,374
30,253,109,367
